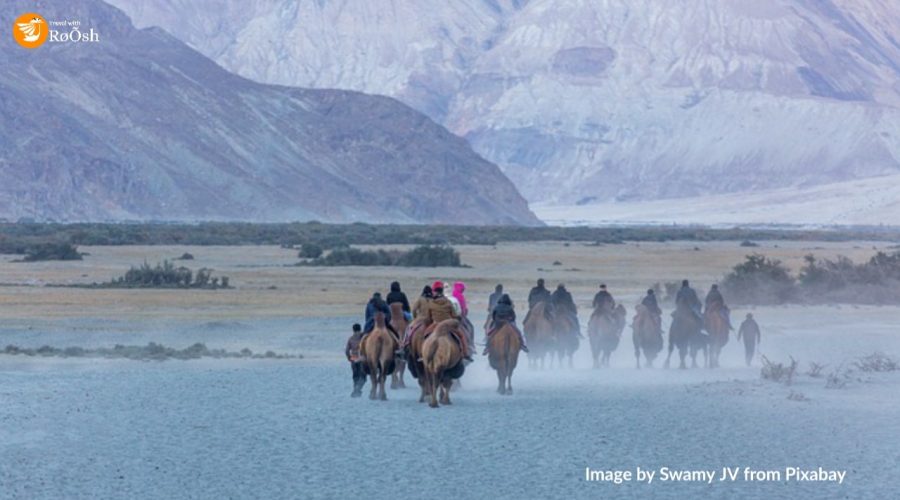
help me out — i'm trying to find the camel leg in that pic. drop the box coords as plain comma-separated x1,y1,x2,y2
635,351,641,369
441,380,453,405
678,345,687,369
396,360,406,388
497,368,506,395
368,366,378,400
506,371,513,395
428,373,439,408
664,342,674,369
379,368,388,401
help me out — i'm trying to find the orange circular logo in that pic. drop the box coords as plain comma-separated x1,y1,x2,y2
13,12,48,49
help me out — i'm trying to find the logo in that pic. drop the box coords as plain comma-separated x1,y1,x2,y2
12,13,100,49
13,12,47,49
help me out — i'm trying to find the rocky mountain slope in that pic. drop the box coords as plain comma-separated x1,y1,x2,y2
0,0,538,225
109,0,900,213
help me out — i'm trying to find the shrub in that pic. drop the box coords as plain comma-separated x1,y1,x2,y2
176,252,194,260
302,245,462,267
103,260,230,289
740,240,759,247
853,352,898,372
22,243,83,262
395,245,461,267
721,254,796,304
760,355,798,385
298,243,324,259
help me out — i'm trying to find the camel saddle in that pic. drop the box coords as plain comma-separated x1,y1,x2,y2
423,322,466,351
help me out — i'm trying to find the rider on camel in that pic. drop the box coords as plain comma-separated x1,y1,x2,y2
524,278,553,324
359,292,400,362
427,281,474,362
704,284,733,330
385,281,412,321
640,288,663,333
488,284,504,316
592,284,615,316
675,280,703,321
482,294,529,354
552,283,581,337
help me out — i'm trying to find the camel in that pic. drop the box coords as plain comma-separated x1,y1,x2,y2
553,311,580,368
588,304,626,368
665,308,705,369
389,302,409,388
487,322,520,395
360,312,398,400
631,304,664,369
523,301,556,369
405,319,431,403
421,319,466,408
704,306,730,368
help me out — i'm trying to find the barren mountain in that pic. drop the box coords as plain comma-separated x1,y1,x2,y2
0,0,538,225
109,0,900,215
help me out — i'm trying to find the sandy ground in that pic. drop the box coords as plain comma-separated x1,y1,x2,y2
1,241,899,499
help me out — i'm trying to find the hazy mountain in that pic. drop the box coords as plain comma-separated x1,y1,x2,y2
109,0,900,216
0,0,538,225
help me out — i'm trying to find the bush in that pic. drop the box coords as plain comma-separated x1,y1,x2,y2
721,254,796,304
175,252,194,260
100,260,231,289
21,243,83,262
740,240,759,247
853,352,898,372
760,355,798,385
302,245,462,267
395,245,461,267
298,243,324,259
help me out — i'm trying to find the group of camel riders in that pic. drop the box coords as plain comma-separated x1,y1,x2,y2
348,280,529,364
345,278,764,391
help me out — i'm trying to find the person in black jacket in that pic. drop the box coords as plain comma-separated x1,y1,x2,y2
641,289,662,316
524,278,553,325
483,294,528,354
592,284,615,314
675,280,702,321
640,289,663,334
552,284,580,337
737,313,761,366
527,279,552,309
362,292,395,335
385,281,411,320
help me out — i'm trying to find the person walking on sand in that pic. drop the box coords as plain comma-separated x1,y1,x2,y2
345,323,366,397
737,313,761,366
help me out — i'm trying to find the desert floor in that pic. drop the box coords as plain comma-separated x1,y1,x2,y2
1,240,898,499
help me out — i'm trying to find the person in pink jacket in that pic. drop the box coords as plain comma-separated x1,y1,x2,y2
452,281,468,317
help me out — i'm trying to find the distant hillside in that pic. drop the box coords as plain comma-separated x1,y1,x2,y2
110,0,900,220
0,0,539,225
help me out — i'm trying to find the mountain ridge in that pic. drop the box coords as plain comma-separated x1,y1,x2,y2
0,0,539,225
107,0,900,214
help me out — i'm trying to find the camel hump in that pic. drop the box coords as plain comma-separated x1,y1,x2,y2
434,318,460,336
390,302,404,317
